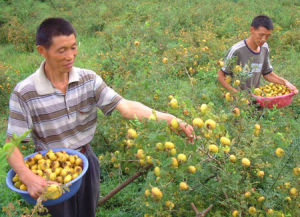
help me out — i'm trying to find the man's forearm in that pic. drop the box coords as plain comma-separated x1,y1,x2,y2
263,72,286,85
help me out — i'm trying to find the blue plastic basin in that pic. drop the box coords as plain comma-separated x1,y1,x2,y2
6,148,89,206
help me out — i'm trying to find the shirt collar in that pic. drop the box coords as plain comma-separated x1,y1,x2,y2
34,60,80,95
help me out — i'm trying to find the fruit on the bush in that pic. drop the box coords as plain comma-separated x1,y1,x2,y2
275,148,284,157
164,142,175,150
254,124,261,130
171,118,179,129
200,104,208,114
162,57,168,64
258,196,265,202
169,98,178,108
232,210,239,217
188,166,196,174
225,92,232,101
171,157,178,168
220,137,230,146
233,108,240,117
179,182,189,190
229,155,237,163
177,154,187,163
128,128,138,139
154,167,160,177
205,119,216,129
165,201,175,209
242,158,251,167
245,191,251,198
257,170,265,178
248,206,256,215
208,145,218,153
144,189,150,197
290,187,298,196
151,187,163,200
192,118,204,128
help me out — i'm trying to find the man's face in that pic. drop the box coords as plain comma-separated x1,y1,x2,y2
250,26,272,47
38,34,77,73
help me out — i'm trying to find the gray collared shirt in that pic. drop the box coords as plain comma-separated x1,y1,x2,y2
7,61,122,150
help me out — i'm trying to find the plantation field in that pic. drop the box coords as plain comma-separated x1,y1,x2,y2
0,0,299,216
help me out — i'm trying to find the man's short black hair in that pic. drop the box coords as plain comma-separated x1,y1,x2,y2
251,15,273,30
36,17,76,49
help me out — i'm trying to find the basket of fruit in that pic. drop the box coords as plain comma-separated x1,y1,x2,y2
6,148,89,206
252,83,295,108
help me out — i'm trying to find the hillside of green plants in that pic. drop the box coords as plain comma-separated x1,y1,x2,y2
0,0,299,216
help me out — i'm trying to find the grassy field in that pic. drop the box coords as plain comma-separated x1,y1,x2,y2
0,0,299,216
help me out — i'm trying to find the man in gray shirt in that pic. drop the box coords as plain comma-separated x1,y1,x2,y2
217,15,298,94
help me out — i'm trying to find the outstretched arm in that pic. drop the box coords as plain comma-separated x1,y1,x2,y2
116,99,194,141
263,72,298,94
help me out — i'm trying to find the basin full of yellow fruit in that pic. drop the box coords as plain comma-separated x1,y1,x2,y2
252,83,295,108
6,148,89,206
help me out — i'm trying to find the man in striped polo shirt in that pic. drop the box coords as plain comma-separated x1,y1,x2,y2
217,15,298,94
5,18,194,217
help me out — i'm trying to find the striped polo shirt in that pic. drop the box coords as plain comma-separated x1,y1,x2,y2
7,61,123,150
221,40,273,89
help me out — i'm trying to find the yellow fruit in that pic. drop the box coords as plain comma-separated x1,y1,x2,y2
275,148,284,157
177,154,187,163
192,118,204,128
253,129,260,136
233,108,240,117
258,196,265,202
156,142,164,151
267,209,274,214
20,184,27,191
205,119,216,129
200,104,208,114
154,167,160,177
208,145,218,153
188,166,196,174
136,149,145,159
144,189,150,197
165,201,175,210
217,60,225,67
164,142,175,150
128,128,138,139
169,148,176,156
148,114,157,121
171,157,178,168
146,156,153,164
151,187,163,200
233,65,242,73
253,88,262,96
225,92,232,101
162,57,168,64
169,98,178,108
233,80,240,86
290,187,298,196
245,191,251,198
229,155,237,163
223,146,230,153
64,174,72,184
293,167,300,176
170,118,179,129
179,182,189,190
257,170,265,178
285,196,292,202
49,172,57,181
12,175,19,183
34,153,43,161
254,124,261,130
220,137,231,146
242,158,251,167
232,210,239,217
248,206,256,215
225,76,232,84
134,40,140,46
46,184,62,200
75,158,82,166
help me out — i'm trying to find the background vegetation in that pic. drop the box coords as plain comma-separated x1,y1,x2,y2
0,0,299,216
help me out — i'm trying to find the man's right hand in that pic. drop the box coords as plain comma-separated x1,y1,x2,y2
21,169,48,199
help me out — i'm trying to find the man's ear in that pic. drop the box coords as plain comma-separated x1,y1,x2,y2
37,45,47,58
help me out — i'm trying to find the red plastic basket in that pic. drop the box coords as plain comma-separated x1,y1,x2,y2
252,92,295,108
